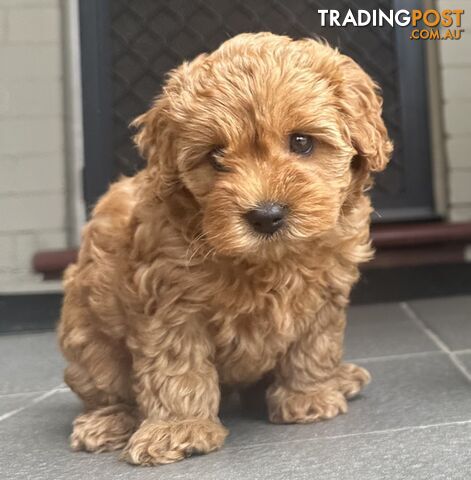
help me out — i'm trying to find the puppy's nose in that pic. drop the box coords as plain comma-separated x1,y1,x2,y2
244,202,287,235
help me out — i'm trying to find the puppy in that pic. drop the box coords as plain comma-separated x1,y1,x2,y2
58,32,392,465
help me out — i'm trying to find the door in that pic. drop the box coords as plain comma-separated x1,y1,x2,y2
79,0,435,221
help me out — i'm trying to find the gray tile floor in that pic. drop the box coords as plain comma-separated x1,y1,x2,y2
1,296,471,480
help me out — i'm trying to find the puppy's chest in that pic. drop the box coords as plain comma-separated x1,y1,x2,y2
207,308,295,385
203,272,323,385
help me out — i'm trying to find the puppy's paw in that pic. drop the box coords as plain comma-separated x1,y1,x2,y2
336,363,371,399
266,384,348,424
266,363,370,424
121,418,228,466
70,404,138,453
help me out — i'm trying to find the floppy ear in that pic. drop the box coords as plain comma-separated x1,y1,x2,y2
336,54,393,172
131,90,179,198
131,54,209,198
132,96,171,167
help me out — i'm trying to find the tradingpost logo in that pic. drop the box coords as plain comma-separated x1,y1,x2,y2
318,9,465,40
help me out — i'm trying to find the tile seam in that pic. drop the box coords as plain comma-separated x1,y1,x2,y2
401,302,471,383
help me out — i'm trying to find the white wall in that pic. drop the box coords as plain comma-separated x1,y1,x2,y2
0,0,67,289
438,0,471,221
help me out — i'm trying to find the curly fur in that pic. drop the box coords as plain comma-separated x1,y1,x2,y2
58,32,392,465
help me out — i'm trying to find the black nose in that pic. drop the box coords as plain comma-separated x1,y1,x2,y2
244,202,287,235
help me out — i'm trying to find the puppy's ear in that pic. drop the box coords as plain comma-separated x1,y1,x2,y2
131,54,209,198
336,55,393,172
131,84,178,197
131,96,171,167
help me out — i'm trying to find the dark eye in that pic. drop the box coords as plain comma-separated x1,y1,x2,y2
289,134,314,156
208,147,230,172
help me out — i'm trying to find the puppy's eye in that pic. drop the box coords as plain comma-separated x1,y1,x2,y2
208,147,230,172
289,134,314,156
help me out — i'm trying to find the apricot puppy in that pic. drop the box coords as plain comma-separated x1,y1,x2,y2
58,32,392,465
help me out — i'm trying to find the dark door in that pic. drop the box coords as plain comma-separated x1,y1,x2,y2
79,0,435,221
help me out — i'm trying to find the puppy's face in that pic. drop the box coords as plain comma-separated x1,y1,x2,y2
134,33,392,258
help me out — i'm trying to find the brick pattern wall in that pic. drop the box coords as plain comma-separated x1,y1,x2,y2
438,0,471,222
0,0,67,288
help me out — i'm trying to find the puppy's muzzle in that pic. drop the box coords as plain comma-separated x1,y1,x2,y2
244,202,288,235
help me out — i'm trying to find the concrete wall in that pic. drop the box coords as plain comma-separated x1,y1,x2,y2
438,0,471,221
0,0,67,289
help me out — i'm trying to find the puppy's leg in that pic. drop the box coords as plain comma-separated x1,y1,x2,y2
122,316,227,466
59,301,136,452
266,302,370,424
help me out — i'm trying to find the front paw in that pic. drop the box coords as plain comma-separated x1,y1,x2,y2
121,418,228,466
266,363,370,424
267,384,348,424
336,363,371,398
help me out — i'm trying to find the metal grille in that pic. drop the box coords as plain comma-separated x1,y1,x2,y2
106,0,431,220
